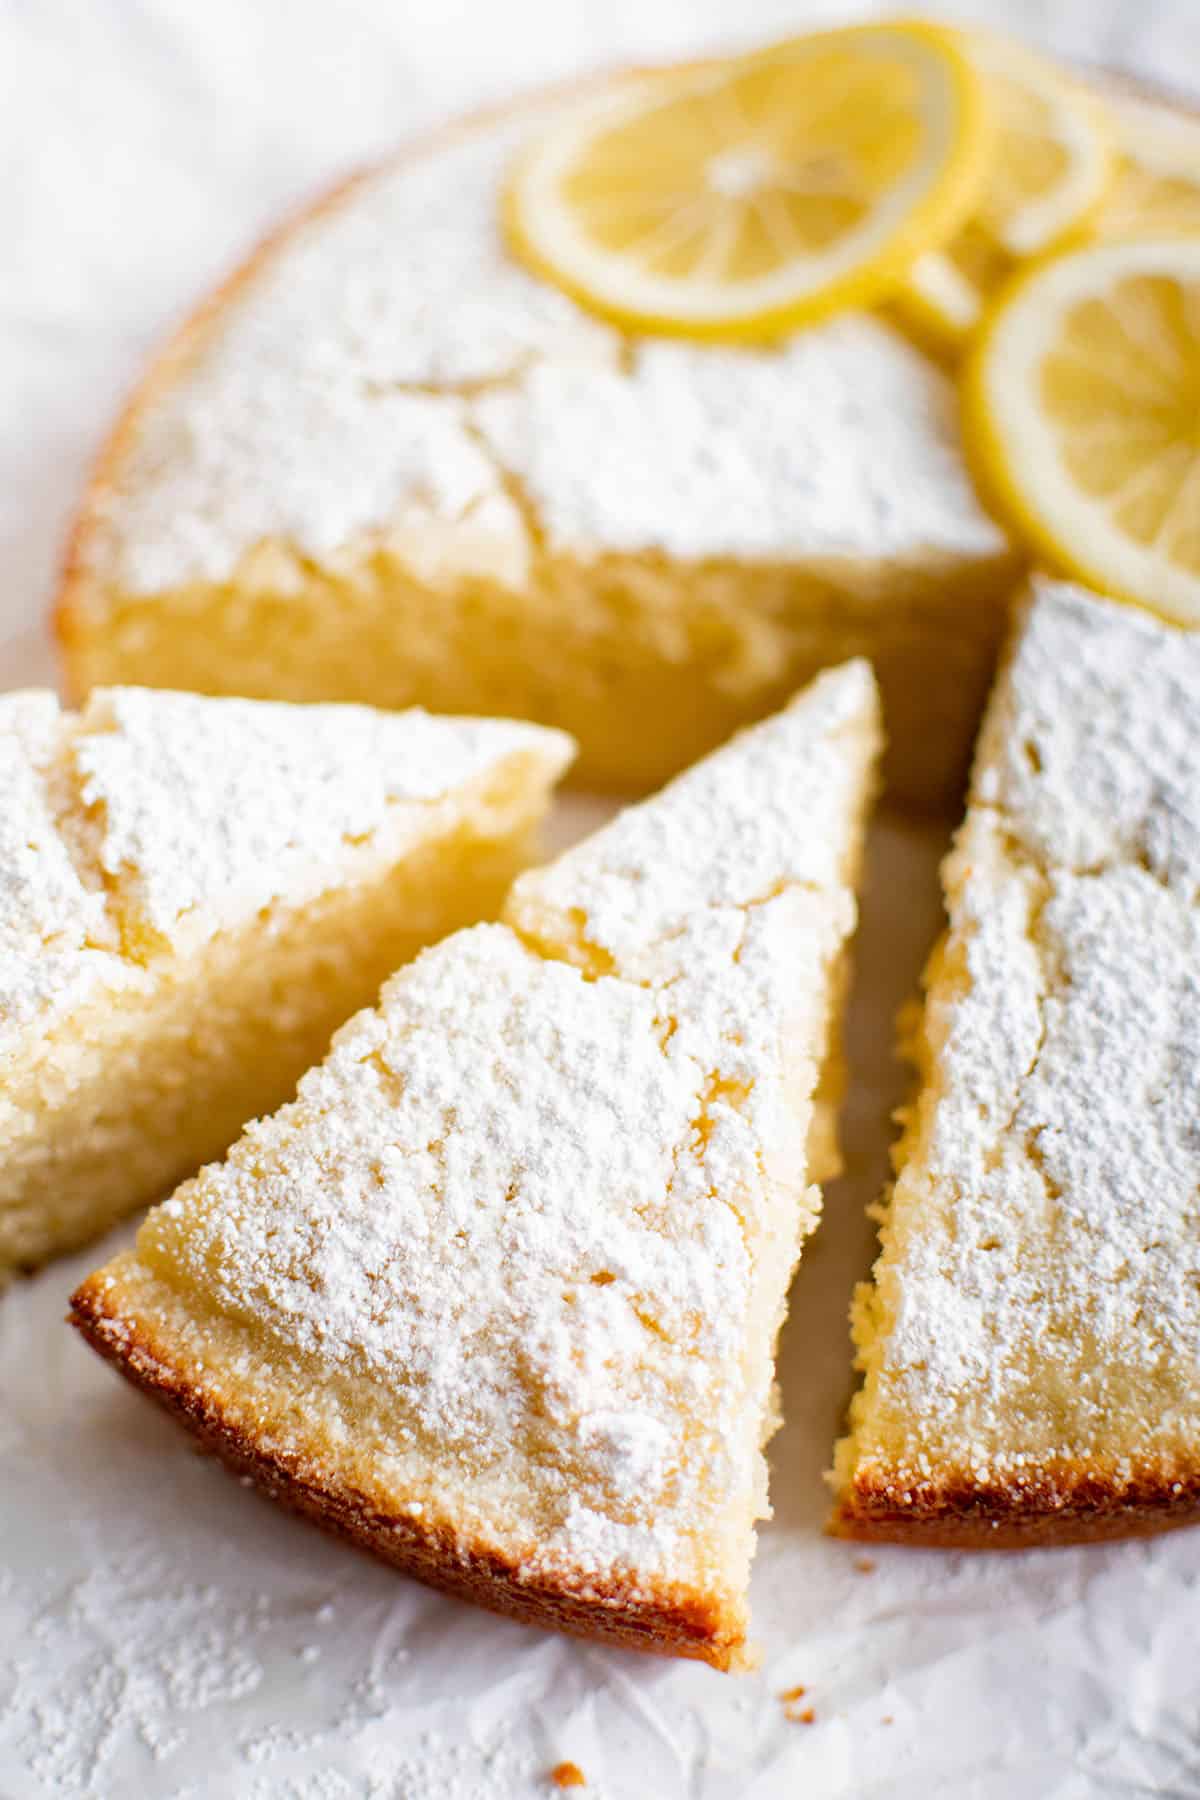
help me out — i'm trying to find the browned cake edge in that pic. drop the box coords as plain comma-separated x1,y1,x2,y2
829,1465,1200,1548
69,1268,745,1669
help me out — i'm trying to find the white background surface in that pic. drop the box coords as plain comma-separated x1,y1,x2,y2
2,3,1200,1796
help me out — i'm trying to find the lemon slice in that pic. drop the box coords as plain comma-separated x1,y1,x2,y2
965,237,1200,625
1089,90,1200,240
504,23,988,340
897,37,1112,352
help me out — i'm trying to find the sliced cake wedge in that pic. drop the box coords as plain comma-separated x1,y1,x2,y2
832,579,1200,1545
71,663,882,1668
1,689,571,1278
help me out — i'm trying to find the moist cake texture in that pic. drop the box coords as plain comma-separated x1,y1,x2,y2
0,688,570,1276
832,579,1200,1544
57,92,1018,809
72,664,881,1667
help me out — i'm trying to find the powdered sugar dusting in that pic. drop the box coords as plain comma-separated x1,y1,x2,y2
107,385,531,595
142,671,880,1587
232,111,616,389
76,688,570,945
0,1309,554,1800
8,813,1200,1799
92,106,617,594
474,319,1005,565
973,580,1200,898
7,1556,266,1789
87,101,1004,596
506,660,875,965
847,581,1200,1490
0,690,125,1047
0,687,569,1049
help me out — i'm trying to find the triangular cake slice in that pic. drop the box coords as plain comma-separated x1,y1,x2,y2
833,579,1200,1546
71,663,881,1667
1,688,570,1277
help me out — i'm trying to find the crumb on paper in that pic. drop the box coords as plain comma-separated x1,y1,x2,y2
882,1715,894,1726
780,1684,816,1723
551,1762,587,1789
854,1556,876,1573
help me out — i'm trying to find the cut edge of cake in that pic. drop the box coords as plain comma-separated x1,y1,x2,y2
71,664,883,1668
1,688,572,1278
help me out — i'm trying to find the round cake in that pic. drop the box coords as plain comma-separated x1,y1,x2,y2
57,82,1021,807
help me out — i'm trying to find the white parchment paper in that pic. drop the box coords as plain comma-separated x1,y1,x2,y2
2,3,1198,1794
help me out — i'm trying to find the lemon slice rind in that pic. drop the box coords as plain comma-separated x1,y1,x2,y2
1088,89,1200,241
898,37,1113,349
505,22,988,340
964,236,1200,627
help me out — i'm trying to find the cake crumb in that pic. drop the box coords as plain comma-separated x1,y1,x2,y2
781,1686,816,1724
854,1556,876,1573
551,1762,587,1789
882,1715,894,1725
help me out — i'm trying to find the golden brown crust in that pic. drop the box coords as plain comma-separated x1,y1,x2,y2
69,1269,743,1669
830,1465,1200,1548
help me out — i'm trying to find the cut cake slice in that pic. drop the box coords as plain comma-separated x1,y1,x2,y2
71,663,882,1668
1,688,570,1277
832,579,1200,1545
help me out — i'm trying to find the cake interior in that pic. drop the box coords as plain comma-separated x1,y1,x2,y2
1,755,556,1275
63,535,1014,812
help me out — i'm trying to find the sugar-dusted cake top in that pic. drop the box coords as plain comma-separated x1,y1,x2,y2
73,689,570,943
855,580,1200,1484
508,659,877,966
473,317,1000,564
142,667,881,1585
85,98,1007,598
973,578,1200,898
0,691,119,1044
0,687,570,1051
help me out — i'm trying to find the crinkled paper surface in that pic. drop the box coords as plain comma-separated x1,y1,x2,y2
2,2,1198,1794
4,813,1200,1799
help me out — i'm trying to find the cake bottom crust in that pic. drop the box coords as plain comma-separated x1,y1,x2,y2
69,1270,747,1670
829,1469,1200,1548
